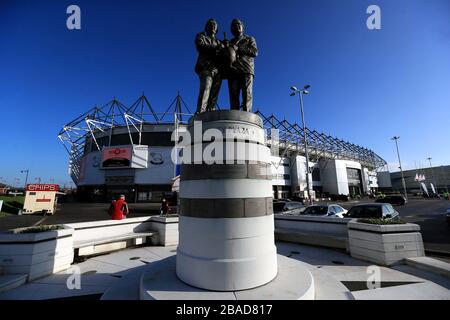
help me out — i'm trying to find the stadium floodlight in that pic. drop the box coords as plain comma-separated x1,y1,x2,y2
291,85,311,95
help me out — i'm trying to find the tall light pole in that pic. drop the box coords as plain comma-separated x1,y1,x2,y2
426,157,437,194
291,84,312,205
20,169,29,189
391,136,408,200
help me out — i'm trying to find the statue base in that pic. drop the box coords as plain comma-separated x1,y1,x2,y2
140,254,315,300
177,110,278,291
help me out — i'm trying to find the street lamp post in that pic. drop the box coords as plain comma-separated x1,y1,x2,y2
20,169,29,189
426,157,438,194
291,84,312,205
391,136,408,201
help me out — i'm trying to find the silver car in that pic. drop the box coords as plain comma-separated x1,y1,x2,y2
273,201,305,215
301,204,348,218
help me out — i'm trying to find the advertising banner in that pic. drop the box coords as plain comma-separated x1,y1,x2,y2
101,146,132,168
100,145,149,169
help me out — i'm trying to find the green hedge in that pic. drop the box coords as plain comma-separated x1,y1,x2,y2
358,217,406,225
15,225,64,234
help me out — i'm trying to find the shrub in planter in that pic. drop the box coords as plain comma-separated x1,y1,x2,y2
14,225,65,234
358,217,406,225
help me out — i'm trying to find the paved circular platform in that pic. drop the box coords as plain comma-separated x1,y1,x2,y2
139,254,315,300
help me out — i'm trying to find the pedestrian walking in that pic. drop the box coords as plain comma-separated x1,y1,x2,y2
160,198,169,216
108,195,129,220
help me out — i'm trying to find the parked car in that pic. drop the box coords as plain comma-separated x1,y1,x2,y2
444,208,450,226
344,203,399,219
273,201,305,215
289,196,306,205
301,204,348,218
375,195,407,206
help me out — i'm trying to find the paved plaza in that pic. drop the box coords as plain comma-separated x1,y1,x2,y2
1,242,449,300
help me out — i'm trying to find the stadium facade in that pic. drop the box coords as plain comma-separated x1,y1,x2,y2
390,166,450,195
59,94,390,202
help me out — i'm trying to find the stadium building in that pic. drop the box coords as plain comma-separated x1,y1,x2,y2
390,165,450,195
58,94,390,202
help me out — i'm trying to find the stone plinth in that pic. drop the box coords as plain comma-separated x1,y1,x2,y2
142,255,314,300
176,110,278,291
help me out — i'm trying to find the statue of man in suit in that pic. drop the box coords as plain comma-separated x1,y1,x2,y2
195,19,224,113
227,19,258,112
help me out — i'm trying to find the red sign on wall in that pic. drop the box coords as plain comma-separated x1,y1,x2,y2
101,146,132,168
26,184,59,192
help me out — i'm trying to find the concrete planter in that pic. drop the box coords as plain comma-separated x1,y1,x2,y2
275,214,350,250
348,220,424,266
0,225,74,281
149,216,179,246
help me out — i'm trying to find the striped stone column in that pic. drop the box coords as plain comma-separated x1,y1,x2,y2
176,110,278,291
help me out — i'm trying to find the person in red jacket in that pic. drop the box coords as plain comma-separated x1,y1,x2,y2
108,195,129,220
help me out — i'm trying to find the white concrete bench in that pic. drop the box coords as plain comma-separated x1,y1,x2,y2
67,217,159,257
74,231,158,257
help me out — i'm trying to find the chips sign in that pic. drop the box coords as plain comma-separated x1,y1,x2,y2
26,184,59,192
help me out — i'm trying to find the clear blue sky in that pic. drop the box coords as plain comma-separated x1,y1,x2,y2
1,0,449,186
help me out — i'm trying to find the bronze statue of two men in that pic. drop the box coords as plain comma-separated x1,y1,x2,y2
195,19,258,113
